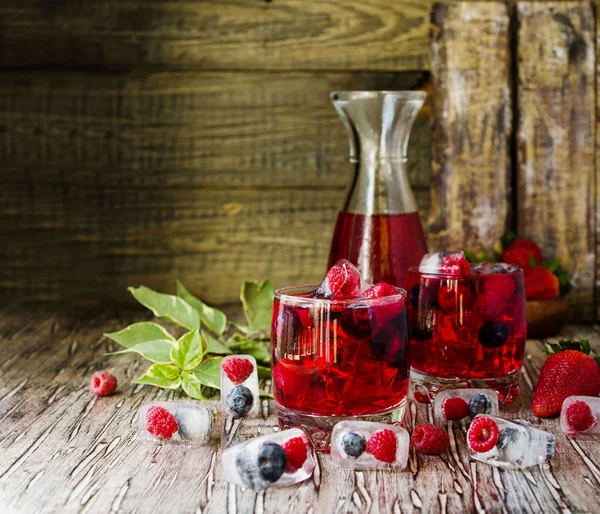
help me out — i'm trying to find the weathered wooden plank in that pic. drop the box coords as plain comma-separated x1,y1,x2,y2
517,1,595,322
1,307,600,514
428,2,512,251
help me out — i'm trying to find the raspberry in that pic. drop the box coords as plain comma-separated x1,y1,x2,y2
222,357,254,385
411,424,450,454
281,436,308,473
366,429,397,463
90,371,118,396
441,397,470,421
565,401,596,433
468,417,499,453
437,285,473,314
472,292,507,322
413,390,431,404
440,254,471,276
319,260,361,299
362,283,399,299
484,277,516,299
145,406,179,439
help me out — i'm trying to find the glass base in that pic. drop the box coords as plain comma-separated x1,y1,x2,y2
276,400,407,452
410,369,521,405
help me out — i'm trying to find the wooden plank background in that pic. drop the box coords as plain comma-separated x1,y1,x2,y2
0,0,597,321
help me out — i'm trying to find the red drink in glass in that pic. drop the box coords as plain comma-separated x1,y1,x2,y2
407,266,526,402
271,285,409,450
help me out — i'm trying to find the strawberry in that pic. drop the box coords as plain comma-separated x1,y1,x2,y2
524,267,559,300
532,339,600,418
501,238,543,271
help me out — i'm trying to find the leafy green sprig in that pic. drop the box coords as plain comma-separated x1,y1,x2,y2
104,280,274,400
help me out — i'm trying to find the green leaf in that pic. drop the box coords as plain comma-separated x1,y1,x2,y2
128,286,199,330
181,372,207,400
528,255,541,267
594,356,600,366
108,340,173,363
240,280,275,335
203,331,232,355
229,339,270,365
231,322,250,335
192,357,224,389
257,365,271,379
500,231,518,250
542,258,561,273
259,389,274,399
104,322,175,348
171,327,206,371
134,363,181,389
176,281,228,335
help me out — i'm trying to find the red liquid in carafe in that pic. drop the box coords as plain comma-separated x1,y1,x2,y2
327,211,428,288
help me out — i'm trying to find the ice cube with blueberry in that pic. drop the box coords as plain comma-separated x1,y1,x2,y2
221,355,260,418
418,251,471,276
330,421,409,470
434,389,499,422
467,415,555,469
560,396,600,437
222,428,315,491
138,402,212,444
315,259,368,299
471,262,519,275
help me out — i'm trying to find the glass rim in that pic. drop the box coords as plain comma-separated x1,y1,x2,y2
407,265,524,278
274,283,407,306
330,90,427,102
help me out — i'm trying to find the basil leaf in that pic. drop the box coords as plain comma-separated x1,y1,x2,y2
171,327,205,371
192,357,224,389
134,364,181,389
203,331,232,355
229,339,270,365
176,281,228,335
259,389,274,399
104,322,175,348
108,340,173,363
128,286,199,330
240,280,274,336
257,365,271,379
181,373,206,400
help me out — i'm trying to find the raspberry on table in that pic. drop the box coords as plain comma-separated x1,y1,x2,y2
411,424,449,454
90,371,118,396
145,406,179,439
366,428,398,463
281,436,308,473
468,416,499,453
222,357,254,385
442,397,470,421
565,400,596,433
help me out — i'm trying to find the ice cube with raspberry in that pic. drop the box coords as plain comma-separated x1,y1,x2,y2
330,421,409,470
315,259,367,299
434,389,499,422
221,355,260,418
467,415,555,469
221,428,315,491
560,396,600,437
419,251,471,276
471,262,519,275
138,402,212,444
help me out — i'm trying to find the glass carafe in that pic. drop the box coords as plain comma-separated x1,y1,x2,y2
327,91,428,288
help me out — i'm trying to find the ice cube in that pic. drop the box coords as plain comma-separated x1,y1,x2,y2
221,355,260,418
330,421,409,470
434,389,499,422
222,428,315,491
419,251,470,276
560,396,600,437
138,402,212,443
315,259,368,299
472,262,519,275
467,415,555,469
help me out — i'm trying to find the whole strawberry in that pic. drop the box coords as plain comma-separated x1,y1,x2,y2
532,339,600,418
501,238,543,271
524,267,559,300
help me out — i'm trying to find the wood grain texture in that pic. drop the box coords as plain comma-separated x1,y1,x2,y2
517,1,596,322
429,2,512,252
1,306,600,514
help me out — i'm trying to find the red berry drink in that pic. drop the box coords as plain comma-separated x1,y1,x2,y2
407,257,526,403
272,276,409,450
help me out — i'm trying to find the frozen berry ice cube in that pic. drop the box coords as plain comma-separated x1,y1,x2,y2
315,259,365,299
419,251,471,277
435,389,499,422
221,355,259,418
138,402,212,444
471,262,519,275
560,396,600,437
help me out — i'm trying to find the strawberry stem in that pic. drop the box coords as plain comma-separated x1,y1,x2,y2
546,338,591,356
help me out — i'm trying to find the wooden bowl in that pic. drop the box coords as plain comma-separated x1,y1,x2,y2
526,296,569,339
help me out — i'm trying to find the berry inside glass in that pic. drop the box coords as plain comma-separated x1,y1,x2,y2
271,283,409,449
407,258,526,402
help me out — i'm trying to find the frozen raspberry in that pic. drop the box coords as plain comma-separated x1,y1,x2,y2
366,429,397,463
441,397,470,421
413,390,431,404
362,283,399,299
437,284,473,314
440,253,471,276
90,371,118,396
145,406,179,439
317,259,362,299
468,416,499,453
411,423,450,454
281,436,308,473
222,357,254,385
565,400,596,433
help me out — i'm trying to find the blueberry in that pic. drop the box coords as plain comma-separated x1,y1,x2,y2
343,431,366,458
478,321,508,348
409,284,421,309
497,427,520,451
257,442,287,482
468,394,493,417
226,385,254,417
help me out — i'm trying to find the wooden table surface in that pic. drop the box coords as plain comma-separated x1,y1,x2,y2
1,306,599,514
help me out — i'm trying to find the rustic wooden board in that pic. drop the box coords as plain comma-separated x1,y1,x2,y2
517,2,596,323
1,306,599,514
429,2,512,252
